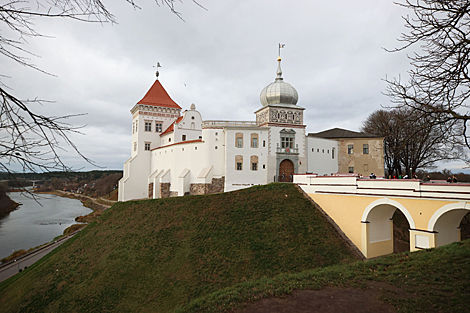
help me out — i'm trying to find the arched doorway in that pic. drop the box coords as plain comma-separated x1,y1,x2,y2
392,210,410,253
428,205,470,247
279,159,294,182
362,199,415,258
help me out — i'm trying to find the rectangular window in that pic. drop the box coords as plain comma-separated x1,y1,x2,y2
144,143,150,151
281,137,294,149
155,122,162,132
332,147,335,159
364,164,369,171
145,121,152,132
182,135,186,141
348,144,353,154
132,122,135,134
133,142,137,151
252,163,258,171
348,167,354,173
363,144,369,154
263,140,266,147
236,162,242,170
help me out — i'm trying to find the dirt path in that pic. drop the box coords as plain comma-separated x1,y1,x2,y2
55,191,114,210
238,282,407,313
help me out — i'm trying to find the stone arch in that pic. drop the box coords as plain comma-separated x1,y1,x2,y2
427,202,470,247
362,198,415,243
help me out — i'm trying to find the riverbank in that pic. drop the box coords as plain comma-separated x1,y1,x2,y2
0,191,94,264
0,195,19,220
35,190,117,233
35,190,113,210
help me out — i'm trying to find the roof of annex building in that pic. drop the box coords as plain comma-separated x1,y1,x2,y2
160,116,184,136
151,139,203,150
308,128,382,139
137,80,182,109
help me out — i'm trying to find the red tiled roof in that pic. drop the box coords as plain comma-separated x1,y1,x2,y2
160,123,174,136
160,116,184,136
137,80,182,109
151,139,203,150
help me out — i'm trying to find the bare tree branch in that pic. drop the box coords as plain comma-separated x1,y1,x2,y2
0,0,205,181
385,0,470,164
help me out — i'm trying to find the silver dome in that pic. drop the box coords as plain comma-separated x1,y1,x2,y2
260,58,298,107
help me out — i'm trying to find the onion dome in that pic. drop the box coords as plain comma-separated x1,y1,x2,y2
260,57,298,107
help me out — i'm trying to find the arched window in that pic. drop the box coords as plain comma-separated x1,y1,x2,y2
251,133,258,148
191,122,195,129
235,155,243,170
235,132,243,148
251,155,258,171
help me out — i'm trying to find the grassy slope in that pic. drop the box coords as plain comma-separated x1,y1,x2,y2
182,239,470,313
0,183,357,312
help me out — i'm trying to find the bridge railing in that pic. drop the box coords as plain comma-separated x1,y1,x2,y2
294,174,470,201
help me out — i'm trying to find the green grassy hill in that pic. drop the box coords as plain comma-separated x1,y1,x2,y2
182,239,470,312
0,183,358,312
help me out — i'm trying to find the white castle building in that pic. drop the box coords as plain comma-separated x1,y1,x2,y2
118,58,384,201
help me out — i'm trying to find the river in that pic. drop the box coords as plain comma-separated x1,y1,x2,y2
0,192,92,260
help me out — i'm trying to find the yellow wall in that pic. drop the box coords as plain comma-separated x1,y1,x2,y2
336,138,384,176
309,193,462,258
309,193,375,251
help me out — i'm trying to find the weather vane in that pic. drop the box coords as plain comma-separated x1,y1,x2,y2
153,62,162,79
278,43,285,58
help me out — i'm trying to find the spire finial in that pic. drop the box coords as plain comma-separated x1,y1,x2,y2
153,62,162,80
276,44,285,80
276,57,283,80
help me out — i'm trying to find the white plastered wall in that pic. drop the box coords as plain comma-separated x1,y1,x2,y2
174,109,203,142
224,127,269,192
306,137,338,175
118,152,152,201
149,128,226,196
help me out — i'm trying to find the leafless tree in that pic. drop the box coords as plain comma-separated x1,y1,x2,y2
0,1,204,179
385,0,470,156
361,108,464,177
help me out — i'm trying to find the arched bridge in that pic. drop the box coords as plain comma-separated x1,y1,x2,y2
294,175,470,259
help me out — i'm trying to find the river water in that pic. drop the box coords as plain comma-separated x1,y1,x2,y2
0,192,92,260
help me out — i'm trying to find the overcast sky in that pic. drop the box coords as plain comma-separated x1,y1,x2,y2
2,0,467,172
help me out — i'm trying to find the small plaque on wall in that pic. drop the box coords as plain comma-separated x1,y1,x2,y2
415,234,430,249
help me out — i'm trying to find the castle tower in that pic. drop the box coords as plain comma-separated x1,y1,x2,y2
119,75,183,201
255,56,307,181
130,77,182,157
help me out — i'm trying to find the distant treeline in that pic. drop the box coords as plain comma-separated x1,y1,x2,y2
416,170,470,182
0,170,123,185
